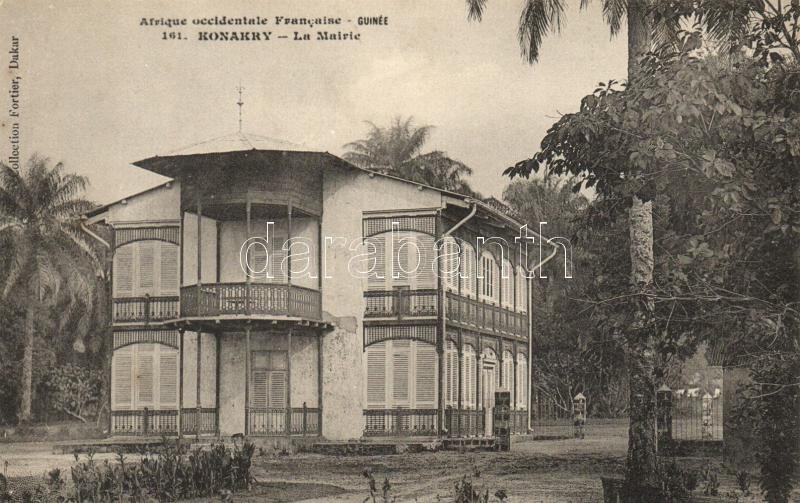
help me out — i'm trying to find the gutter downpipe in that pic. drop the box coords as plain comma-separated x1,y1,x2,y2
80,217,111,250
438,202,477,434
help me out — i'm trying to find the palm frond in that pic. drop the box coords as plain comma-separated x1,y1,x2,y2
518,0,567,64
602,0,627,37
466,0,488,21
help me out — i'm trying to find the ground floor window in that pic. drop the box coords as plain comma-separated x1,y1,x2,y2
515,354,528,409
250,350,287,409
365,340,437,409
112,343,178,410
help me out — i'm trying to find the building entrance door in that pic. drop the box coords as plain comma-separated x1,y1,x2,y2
248,350,288,435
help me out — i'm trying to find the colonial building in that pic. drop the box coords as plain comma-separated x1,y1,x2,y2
85,132,546,441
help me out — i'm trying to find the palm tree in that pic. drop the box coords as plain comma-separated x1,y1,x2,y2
468,0,756,491
343,116,478,196
0,156,99,424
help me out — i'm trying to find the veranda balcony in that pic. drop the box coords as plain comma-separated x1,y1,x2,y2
180,282,322,321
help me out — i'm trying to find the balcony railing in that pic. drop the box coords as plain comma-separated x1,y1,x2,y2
364,289,438,318
111,409,178,435
445,292,527,338
247,405,321,436
180,283,321,320
113,296,180,323
363,408,438,436
181,407,218,435
444,408,485,437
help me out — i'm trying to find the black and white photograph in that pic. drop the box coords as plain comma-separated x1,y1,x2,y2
0,1,798,501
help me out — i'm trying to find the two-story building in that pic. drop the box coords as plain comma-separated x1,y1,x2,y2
85,132,549,441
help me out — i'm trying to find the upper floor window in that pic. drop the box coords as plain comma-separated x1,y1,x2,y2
479,252,499,303
501,259,514,309
114,241,178,297
365,231,435,291
516,265,528,313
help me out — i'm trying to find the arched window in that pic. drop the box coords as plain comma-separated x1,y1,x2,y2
114,241,179,297
461,344,476,409
501,259,514,309
112,343,178,411
479,252,499,303
516,353,528,410
461,242,476,297
516,265,528,313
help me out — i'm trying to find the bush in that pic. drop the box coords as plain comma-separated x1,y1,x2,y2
66,439,255,501
42,364,103,424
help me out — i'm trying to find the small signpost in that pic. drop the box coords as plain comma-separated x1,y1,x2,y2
573,393,586,439
493,391,511,451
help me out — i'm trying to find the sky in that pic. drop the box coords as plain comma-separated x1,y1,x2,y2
1,0,626,204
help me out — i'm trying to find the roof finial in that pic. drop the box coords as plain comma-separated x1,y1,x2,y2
236,82,245,133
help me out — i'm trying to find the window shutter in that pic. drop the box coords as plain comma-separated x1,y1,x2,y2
502,260,513,308
249,241,268,282
517,266,527,312
443,238,458,292
112,348,133,409
391,342,410,404
366,343,387,407
160,243,178,294
269,371,287,407
463,346,474,408
416,235,435,289
414,343,436,407
392,234,410,285
159,348,178,407
462,245,476,296
138,242,155,291
366,236,386,290
251,369,268,408
135,344,154,406
114,245,134,296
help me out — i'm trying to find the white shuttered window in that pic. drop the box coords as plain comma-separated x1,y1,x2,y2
364,340,438,409
114,241,180,297
111,343,178,410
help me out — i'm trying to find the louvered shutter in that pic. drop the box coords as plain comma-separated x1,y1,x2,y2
416,235,436,289
366,343,387,407
502,260,513,308
160,243,178,294
414,343,437,407
251,370,268,408
112,347,133,409
138,242,155,292
135,344,154,406
443,238,458,291
392,234,410,285
366,236,386,290
269,371,287,407
159,348,178,407
391,341,410,405
517,266,527,312
462,244,476,296
445,341,456,406
463,347,474,408
114,245,134,296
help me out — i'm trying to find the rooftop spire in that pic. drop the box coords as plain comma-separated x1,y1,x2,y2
236,82,245,132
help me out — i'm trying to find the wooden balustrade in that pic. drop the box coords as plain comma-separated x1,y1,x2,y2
180,283,321,320
364,289,438,318
247,406,321,436
444,292,527,338
444,408,485,437
181,408,218,435
113,296,180,323
363,409,438,436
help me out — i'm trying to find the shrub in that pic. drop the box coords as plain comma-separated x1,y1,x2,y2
67,439,255,501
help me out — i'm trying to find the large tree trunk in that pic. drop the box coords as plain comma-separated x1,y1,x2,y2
18,302,34,424
625,0,658,493
626,196,658,492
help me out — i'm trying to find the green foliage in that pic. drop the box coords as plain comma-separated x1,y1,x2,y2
343,116,478,197
41,364,103,423
64,440,255,502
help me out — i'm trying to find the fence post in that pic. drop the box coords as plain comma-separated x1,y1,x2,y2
702,392,713,440
143,407,150,434
302,402,308,436
572,393,586,439
656,384,673,452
